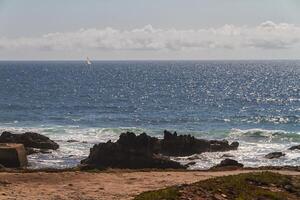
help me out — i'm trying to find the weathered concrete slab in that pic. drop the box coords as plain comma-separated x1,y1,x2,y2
0,143,28,168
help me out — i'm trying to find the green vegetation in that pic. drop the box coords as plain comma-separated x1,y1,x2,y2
134,172,300,200
134,187,180,200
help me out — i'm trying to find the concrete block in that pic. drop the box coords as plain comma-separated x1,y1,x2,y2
0,143,28,168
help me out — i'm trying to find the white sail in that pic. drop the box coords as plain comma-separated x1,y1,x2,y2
86,57,92,65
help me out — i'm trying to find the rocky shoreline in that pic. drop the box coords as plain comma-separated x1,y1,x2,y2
0,130,299,170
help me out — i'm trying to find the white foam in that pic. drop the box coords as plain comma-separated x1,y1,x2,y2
1,125,299,169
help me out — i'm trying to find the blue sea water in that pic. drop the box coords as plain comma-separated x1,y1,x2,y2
0,60,299,169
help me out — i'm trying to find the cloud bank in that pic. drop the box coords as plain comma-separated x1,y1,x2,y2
1,21,300,53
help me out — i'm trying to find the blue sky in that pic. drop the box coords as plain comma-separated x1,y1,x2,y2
1,0,300,60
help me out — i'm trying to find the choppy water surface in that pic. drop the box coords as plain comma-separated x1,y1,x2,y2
0,60,299,169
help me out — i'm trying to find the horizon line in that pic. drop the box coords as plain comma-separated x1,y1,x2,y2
1,58,300,62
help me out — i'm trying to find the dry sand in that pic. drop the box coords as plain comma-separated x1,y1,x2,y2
0,170,299,200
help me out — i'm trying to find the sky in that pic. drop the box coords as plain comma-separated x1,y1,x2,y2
1,0,300,60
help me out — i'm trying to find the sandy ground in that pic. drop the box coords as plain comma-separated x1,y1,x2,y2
0,170,299,200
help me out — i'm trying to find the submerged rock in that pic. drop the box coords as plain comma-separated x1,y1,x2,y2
211,159,244,169
288,145,300,151
81,132,185,169
185,161,196,167
0,131,59,150
265,152,285,159
161,130,239,156
67,140,80,143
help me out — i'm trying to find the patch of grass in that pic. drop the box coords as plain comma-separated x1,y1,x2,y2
134,187,180,200
134,172,300,200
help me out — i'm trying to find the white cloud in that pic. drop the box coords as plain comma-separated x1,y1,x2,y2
1,21,300,52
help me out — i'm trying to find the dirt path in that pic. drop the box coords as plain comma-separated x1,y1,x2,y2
0,170,299,200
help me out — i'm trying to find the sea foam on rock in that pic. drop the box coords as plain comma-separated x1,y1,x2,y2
81,131,239,169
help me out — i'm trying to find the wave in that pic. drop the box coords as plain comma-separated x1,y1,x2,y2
1,125,299,143
228,128,300,142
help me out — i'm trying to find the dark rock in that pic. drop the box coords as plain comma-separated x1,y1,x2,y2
212,159,244,169
0,131,59,150
81,131,240,169
185,161,196,167
39,149,52,154
25,147,39,155
117,132,160,155
67,140,79,143
283,184,295,193
265,152,285,159
187,155,201,160
230,141,239,149
288,145,300,151
25,147,51,155
161,130,239,156
81,132,185,169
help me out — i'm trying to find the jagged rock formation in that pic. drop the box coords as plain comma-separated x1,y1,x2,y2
81,131,239,169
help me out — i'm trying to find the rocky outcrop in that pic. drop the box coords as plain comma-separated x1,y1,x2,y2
289,145,300,151
0,131,59,150
161,130,239,156
81,131,240,169
265,152,285,159
81,132,185,169
211,159,244,169
0,143,28,168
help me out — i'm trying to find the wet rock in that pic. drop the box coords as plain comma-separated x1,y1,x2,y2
25,147,39,155
187,155,201,160
25,147,51,155
81,132,185,169
0,131,59,150
265,152,285,159
288,145,300,151
0,143,28,168
161,130,239,156
39,149,52,154
212,159,244,169
185,161,196,167
67,140,79,143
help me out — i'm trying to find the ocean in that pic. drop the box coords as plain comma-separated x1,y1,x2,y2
0,60,299,169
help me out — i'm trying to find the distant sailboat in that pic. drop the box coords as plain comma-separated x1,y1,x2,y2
86,57,92,65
